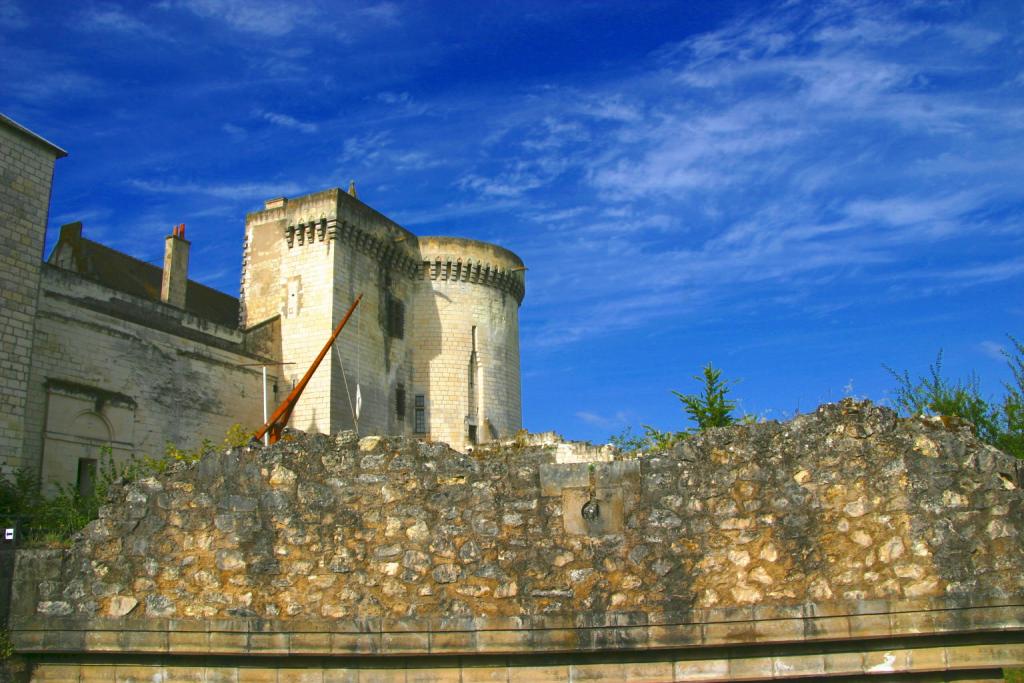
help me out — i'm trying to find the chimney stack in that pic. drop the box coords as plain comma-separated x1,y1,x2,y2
161,223,189,308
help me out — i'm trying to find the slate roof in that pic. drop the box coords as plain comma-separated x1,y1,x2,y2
50,223,240,328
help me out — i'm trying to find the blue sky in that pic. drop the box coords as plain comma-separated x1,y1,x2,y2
3,0,1022,442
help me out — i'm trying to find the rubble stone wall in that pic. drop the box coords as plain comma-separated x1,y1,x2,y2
12,400,1024,624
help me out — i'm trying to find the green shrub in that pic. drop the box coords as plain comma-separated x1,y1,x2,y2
0,424,251,544
609,363,738,453
608,426,647,453
886,337,1023,459
608,425,686,454
0,627,12,660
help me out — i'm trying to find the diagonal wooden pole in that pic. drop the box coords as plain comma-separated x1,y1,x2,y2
254,293,363,445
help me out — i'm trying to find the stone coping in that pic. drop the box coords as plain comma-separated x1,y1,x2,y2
11,596,1024,657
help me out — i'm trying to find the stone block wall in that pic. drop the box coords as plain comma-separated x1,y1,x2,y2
247,190,341,437
242,190,421,440
0,118,63,474
21,266,276,490
10,595,1024,680
415,237,524,451
13,400,1024,623
241,190,524,452
328,223,414,439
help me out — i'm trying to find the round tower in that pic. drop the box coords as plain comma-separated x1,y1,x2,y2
412,237,525,451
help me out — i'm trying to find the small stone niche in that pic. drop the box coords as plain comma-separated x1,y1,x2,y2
563,487,624,535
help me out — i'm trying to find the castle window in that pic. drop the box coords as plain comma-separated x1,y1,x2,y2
396,383,406,421
386,295,404,339
286,276,301,317
77,458,97,497
414,394,426,433
469,326,478,391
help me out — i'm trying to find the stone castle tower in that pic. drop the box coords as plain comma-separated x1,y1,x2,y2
241,186,525,452
1,113,526,494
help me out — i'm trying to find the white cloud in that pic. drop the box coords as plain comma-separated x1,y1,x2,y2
77,4,168,39
979,341,1006,362
259,111,318,134
126,178,303,199
165,0,400,36
464,1,1024,347
376,91,411,105
169,0,317,36
356,1,400,26
575,410,631,429
8,68,103,102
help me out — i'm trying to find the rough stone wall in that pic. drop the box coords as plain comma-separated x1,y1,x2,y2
17,400,1024,622
415,236,524,451
0,120,62,474
21,266,275,490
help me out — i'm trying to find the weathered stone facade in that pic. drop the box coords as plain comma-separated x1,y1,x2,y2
21,264,273,490
242,190,525,451
9,400,1024,679
0,116,65,475
1,115,525,492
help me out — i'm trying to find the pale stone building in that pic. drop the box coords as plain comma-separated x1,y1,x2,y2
0,116,66,476
242,189,524,450
0,115,525,492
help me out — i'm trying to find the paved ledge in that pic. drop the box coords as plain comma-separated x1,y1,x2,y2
21,638,1024,682
11,597,1024,657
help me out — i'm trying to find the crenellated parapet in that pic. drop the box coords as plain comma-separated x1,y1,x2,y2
417,235,526,303
418,256,525,303
281,217,420,277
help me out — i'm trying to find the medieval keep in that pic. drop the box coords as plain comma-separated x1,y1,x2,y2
0,115,525,493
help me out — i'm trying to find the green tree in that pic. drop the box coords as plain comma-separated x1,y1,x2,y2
673,362,737,432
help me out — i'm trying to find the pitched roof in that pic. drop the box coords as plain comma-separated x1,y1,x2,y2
50,223,239,328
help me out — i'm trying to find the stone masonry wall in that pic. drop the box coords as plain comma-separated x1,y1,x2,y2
240,190,523,451
415,237,523,451
21,266,275,490
0,120,61,474
242,190,420,440
328,222,414,439
14,400,1024,623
